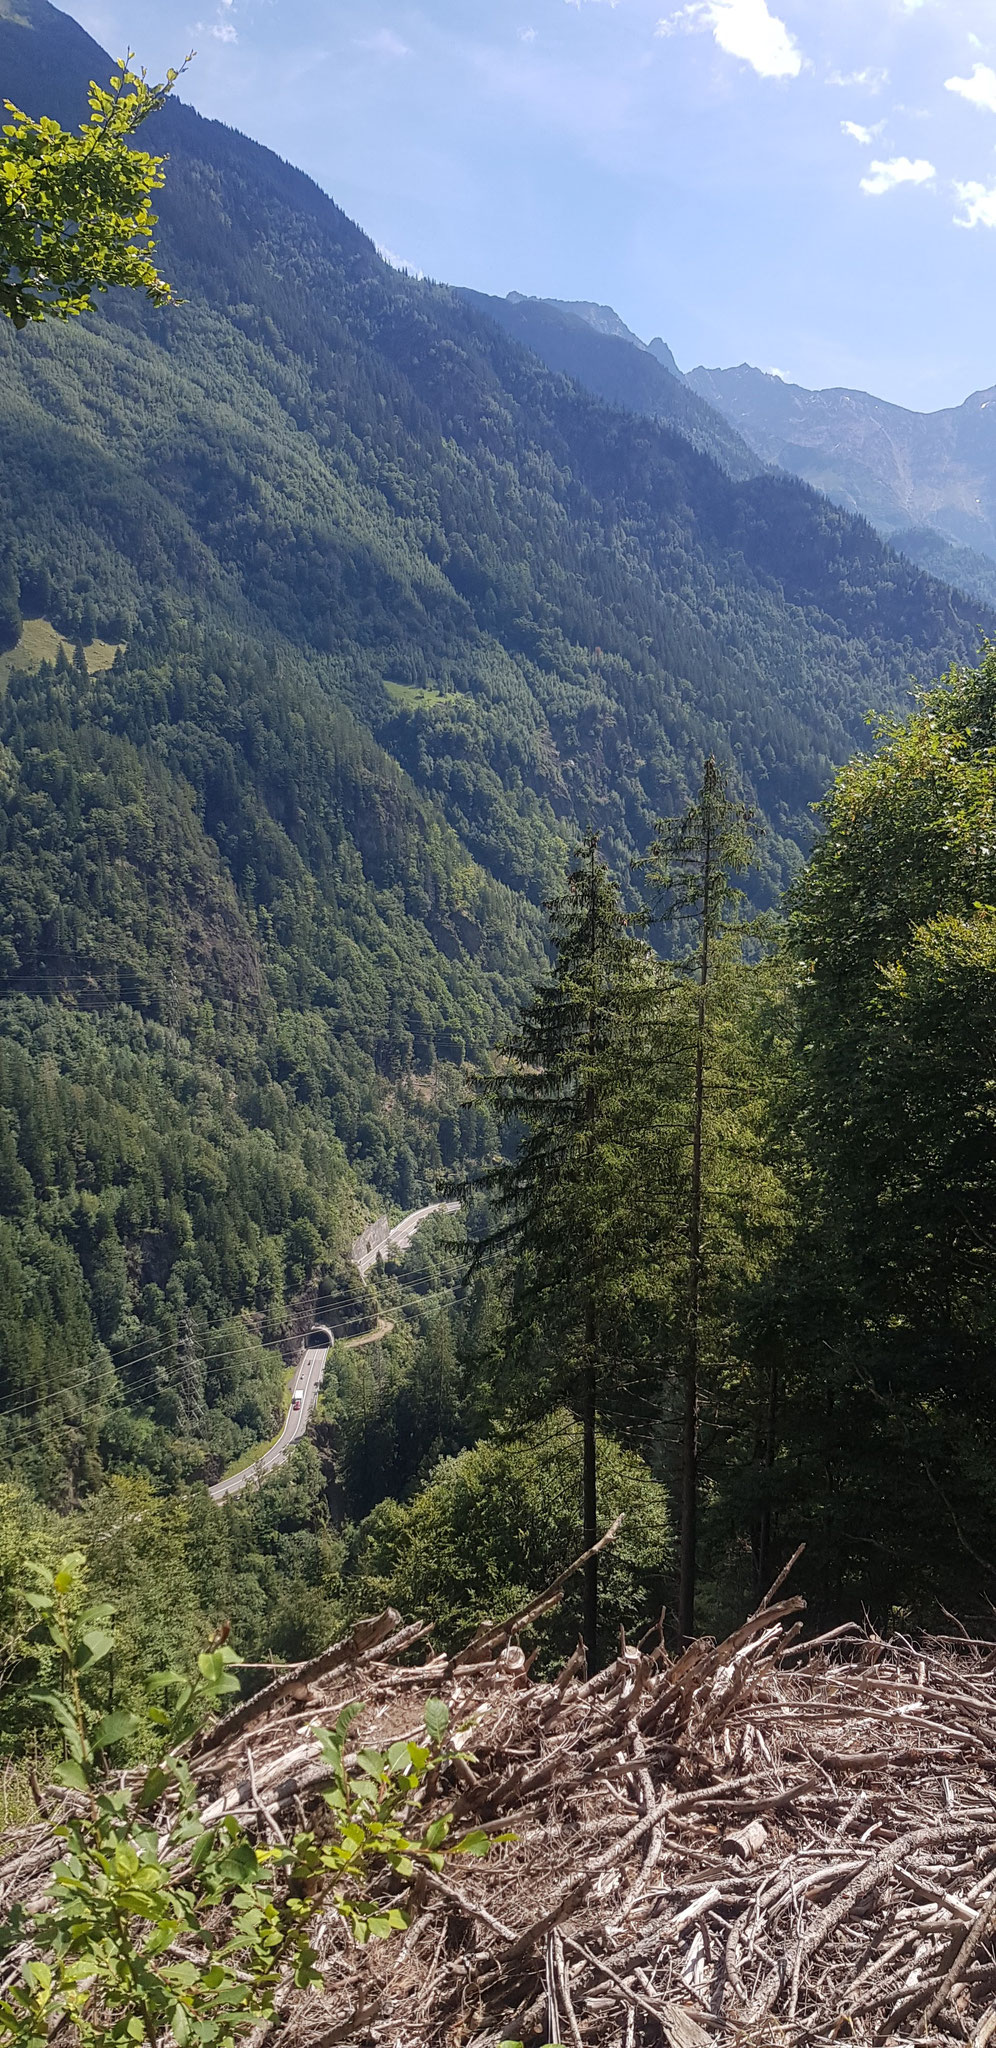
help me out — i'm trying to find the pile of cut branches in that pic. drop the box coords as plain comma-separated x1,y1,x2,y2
6,1549,996,2046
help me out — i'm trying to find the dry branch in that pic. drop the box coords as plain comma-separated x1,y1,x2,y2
7,1555,996,2045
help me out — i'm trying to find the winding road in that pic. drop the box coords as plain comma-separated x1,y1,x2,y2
209,1331,331,1502
208,1200,458,1502
353,1200,460,1277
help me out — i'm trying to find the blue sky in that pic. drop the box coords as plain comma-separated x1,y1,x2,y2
61,0,996,409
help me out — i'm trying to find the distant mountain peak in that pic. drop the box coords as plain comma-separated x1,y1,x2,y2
647,337,682,378
458,286,761,479
685,357,996,593
506,294,649,351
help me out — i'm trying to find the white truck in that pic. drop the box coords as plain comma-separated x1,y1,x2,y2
292,1386,305,1413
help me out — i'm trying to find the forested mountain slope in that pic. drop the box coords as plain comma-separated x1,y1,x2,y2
0,0,994,1508
457,288,761,479
0,0,992,902
0,627,531,1502
507,295,996,613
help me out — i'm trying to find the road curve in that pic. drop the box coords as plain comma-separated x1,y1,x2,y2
209,1201,460,1502
209,1339,329,1502
352,1200,460,1278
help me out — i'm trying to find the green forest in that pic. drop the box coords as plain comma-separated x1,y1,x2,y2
6,649,996,1749
2,0,996,1823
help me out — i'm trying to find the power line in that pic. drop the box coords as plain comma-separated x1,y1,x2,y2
0,1281,398,1428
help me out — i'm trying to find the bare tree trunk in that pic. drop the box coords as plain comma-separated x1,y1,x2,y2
677,1353,698,1644
678,781,713,1645
582,837,600,1672
582,1347,597,1670
754,1353,778,1599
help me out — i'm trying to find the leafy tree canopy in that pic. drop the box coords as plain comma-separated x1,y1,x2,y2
0,54,184,328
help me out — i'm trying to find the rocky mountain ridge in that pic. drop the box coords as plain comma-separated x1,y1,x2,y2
503,294,996,603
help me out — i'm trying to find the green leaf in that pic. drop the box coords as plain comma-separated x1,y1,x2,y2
80,1601,115,1626
190,1830,215,1870
92,1709,139,1752
423,1697,449,1743
332,1700,363,1743
172,2003,191,2046
168,1963,200,1989
75,1627,115,1671
453,1829,491,1856
51,1759,90,1794
30,1690,77,1735
355,1747,385,1779
148,1668,188,1695
114,1840,140,1879
136,1766,170,1807
364,1914,398,1940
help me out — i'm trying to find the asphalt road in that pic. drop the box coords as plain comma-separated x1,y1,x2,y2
209,1201,460,1502
208,1339,330,1502
353,1200,460,1277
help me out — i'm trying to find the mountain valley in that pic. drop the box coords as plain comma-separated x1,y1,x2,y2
0,0,995,1723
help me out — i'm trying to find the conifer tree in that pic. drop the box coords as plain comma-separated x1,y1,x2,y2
0,556,20,655
464,834,657,1665
638,758,760,1640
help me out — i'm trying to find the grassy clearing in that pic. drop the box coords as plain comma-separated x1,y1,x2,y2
0,618,123,691
383,680,447,711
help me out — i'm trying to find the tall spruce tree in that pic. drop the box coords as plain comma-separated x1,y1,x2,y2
638,758,760,1640
464,834,659,1666
0,556,20,655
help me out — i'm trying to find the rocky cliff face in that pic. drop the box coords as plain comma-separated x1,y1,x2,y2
515,295,996,600
686,362,996,564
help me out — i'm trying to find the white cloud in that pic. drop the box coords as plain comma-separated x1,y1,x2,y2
954,180,996,228
196,3,237,43
860,154,935,195
827,67,889,92
945,64,996,115
656,0,803,80
520,26,538,40
357,28,411,58
376,244,425,275
765,365,789,379
841,119,873,143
